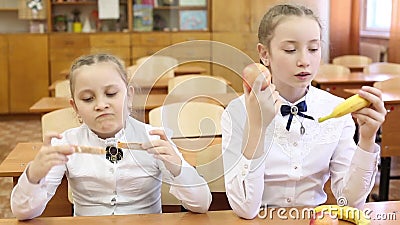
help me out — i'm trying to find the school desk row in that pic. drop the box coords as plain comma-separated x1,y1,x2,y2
32,72,398,113
49,69,228,96
0,201,399,225
29,92,241,123
25,72,400,206
0,136,225,217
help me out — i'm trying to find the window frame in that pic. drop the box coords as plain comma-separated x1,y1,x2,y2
360,0,392,39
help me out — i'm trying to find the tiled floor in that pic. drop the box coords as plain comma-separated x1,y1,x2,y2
0,115,42,218
0,115,399,218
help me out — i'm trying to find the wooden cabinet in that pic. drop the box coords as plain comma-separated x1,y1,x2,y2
47,0,130,33
170,32,211,74
49,33,131,83
8,34,49,113
49,33,90,82
131,32,211,73
131,32,171,63
140,0,210,32
47,0,210,33
89,33,131,65
0,35,9,113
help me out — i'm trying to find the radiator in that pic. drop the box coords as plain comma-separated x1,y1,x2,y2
360,42,387,62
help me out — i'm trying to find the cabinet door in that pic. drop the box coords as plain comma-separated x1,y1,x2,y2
49,34,90,83
0,35,8,113
131,33,172,63
8,34,49,113
90,34,131,65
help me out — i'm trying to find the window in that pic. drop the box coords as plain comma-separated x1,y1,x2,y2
361,0,392,38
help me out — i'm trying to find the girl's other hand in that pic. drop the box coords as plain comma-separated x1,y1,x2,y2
143,129,182,177
352,86,386,152
27,132,74,184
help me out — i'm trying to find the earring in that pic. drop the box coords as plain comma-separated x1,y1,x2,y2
77,115,83,123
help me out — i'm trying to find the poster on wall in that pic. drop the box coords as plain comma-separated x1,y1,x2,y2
179,0,206,6
179,10,207,31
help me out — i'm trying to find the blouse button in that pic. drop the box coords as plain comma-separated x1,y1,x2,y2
293,142,298,147
109,168,114,173
294,166,298,170
244,164,249,169
242,171,246,176
111,197,116,206
286,198,292,203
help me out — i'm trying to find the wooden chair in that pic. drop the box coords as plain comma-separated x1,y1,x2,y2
373,76,400,90
196,144,225,192
196,143,231,210
148,102,224,139
317,64,351,77
134,55,178,82
41,107,81,206
360,42,387,62
167,74,228,95
149,102,224,211
41,107,80,138
54,79,71,98
332,55,372,71
126,64,138,81
371,77,400,201
161,181,181,213
363,62,400,75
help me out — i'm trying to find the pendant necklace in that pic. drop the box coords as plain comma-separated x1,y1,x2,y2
298,115,306,135
287,98,307,135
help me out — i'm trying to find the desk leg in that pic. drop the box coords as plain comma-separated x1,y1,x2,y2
378,157,391,201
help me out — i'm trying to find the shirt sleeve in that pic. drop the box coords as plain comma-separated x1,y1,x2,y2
156,129,212,213
10,163,66,220
329,116,380,208
221,100,267,219
10,138,68,220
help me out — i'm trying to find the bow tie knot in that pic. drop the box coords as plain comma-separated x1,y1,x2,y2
280,101,308,116
280,100,314,132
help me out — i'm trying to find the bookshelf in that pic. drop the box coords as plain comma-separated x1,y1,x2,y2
47,0,129,33
134,0,210,32
44,0,210,33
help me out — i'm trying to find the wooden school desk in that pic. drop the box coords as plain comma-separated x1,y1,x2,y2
0,143,72,217
312,73,398,98
344,88,400,201
29,97,70,113
29,92,241,123
173,65,207,76
0,136,224,217
0,201,399,225
49,66,207,93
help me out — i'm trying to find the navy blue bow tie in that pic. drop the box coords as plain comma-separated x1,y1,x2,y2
280,100,314,132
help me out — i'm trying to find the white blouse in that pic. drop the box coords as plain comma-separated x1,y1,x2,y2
11,117,211,220
221,86,380,219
